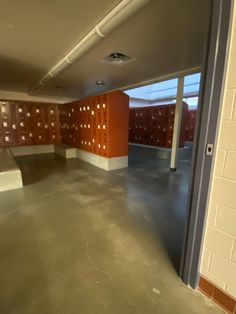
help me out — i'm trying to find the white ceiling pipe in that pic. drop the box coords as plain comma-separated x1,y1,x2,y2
30,0,151,93
66,28,101,63
39,73,51,86
50,58,71,76
97,0,150,35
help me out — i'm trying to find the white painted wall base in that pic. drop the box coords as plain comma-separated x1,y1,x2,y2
54,144,77,159
76,149,128,171
10,145,54,156
55,145,128,170
6,144,128,171
129,143,192,160
0,144,127,193
0,148,23,192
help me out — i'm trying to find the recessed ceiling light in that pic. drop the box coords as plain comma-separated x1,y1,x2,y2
96,80,106,86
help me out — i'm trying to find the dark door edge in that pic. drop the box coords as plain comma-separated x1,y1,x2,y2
180,0,233,288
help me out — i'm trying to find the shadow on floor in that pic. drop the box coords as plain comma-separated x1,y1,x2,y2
16,153,78,186
127,149,191,273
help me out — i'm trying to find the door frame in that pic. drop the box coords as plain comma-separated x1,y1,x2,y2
180,0,233,288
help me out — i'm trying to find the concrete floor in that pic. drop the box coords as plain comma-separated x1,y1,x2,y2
0,152,223,314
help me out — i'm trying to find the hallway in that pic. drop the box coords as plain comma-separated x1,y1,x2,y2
0,153,222,314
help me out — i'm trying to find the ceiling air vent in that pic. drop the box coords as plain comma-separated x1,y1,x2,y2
101,52,135,67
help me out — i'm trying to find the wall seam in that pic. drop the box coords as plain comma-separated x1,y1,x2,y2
229,240,236,261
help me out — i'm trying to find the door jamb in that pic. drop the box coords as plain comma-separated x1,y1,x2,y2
180,0,233,288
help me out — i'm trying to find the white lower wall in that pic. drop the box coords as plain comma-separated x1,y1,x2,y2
10,145,55,156
54,144,77,159
106,155,128,171
0,144,127,193
76,149,128,171
9,144,128,171
55,145,128,170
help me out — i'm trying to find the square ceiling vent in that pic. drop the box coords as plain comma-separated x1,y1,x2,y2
101,52,135,67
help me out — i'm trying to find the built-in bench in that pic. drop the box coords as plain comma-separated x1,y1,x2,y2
0,148,23,192
0,143,128,193
54,144,77,159
10,144,77,159
0,143,127,192
10,144,55,156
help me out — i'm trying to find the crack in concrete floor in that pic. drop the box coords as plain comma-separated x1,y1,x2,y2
80,226,138,309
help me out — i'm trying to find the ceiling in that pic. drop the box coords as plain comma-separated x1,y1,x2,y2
0,0,212,100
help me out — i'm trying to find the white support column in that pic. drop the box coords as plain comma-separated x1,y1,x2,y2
170,76,184,171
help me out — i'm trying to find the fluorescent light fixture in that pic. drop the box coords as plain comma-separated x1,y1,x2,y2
30,0,151,93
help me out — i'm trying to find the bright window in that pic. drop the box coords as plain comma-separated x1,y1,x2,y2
125,72,201,108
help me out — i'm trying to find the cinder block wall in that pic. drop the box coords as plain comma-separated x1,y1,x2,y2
200,1,236,299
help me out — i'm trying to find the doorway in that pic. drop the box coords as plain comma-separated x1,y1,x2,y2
119,0,232,288
121,73,201,273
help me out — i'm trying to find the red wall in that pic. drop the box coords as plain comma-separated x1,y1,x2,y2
59,91,129,157
0,91,129,158
184,109,197,142
0,100,60,146
0,96,196,155
129,103,189,148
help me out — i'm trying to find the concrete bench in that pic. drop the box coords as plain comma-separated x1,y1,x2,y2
0,148,23,192
54,144,77,159
10,144,54,156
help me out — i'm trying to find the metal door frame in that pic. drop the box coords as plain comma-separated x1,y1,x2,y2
180,0,233,288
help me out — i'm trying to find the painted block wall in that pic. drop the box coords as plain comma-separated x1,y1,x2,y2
129,97,151,108
200,1,236,299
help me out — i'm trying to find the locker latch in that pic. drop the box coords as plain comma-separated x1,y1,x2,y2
206,144,214,156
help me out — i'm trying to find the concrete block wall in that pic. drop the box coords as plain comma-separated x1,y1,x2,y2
200,1,236,299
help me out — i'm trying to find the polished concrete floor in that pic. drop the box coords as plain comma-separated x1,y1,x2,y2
0,152,223,314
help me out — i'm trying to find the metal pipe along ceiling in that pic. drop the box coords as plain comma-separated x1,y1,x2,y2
31,0,152,94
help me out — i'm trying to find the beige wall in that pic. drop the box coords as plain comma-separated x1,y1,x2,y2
129,97,151,108
200,1,236,299
0,90,75,104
